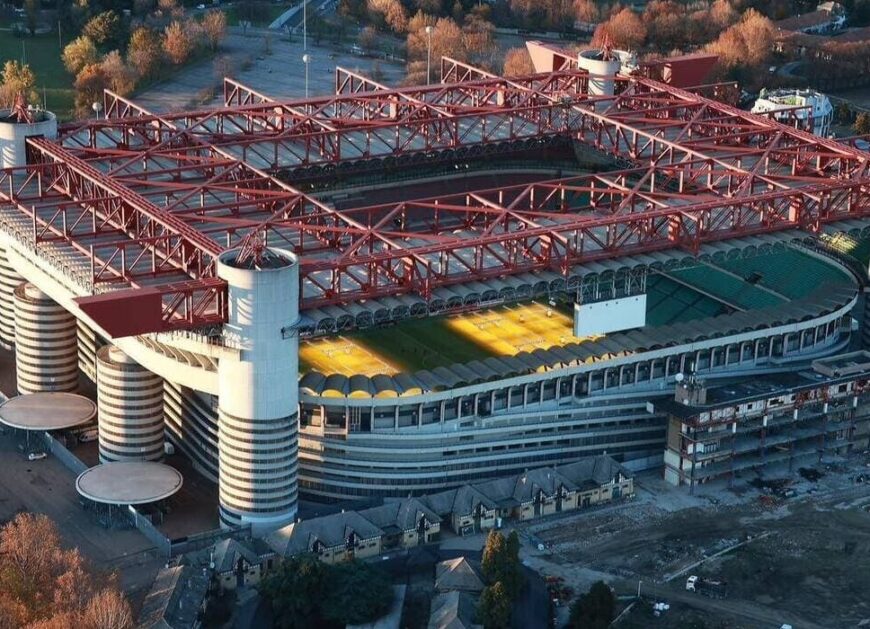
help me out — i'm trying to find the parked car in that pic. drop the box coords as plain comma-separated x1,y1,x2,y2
27,452,46,461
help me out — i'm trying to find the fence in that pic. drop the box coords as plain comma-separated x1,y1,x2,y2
169,524,252,557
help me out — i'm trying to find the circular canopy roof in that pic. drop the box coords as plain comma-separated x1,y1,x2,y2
0,393,96,431
76,462,183,505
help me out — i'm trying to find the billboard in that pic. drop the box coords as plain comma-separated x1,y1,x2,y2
574,294,647,337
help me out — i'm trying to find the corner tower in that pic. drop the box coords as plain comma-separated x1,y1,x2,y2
216,247,300,534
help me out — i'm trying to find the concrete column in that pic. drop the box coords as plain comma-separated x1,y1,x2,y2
216,248,300,534
13,282,77,394
0,240,22,350
96,345,164,463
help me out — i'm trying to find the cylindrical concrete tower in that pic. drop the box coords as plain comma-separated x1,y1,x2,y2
0,109,57,169
14,282,78,394
96,345,165,463
577,50,622,96
216,247,300,533
0,240,23,349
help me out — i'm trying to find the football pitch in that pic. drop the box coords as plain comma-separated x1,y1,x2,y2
299,301,579,376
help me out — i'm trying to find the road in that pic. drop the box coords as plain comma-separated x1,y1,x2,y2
623,580,828,629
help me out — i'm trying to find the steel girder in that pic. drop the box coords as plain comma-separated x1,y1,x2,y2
1,59,869,336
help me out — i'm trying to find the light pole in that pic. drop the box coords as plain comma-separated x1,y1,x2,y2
91,101,103,120
303,0,307,52
425,25,433,86
302,53,311,99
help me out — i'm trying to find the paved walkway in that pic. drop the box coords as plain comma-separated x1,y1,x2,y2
133,26,404,112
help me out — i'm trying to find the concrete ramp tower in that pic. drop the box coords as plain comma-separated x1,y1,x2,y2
216,247,300,533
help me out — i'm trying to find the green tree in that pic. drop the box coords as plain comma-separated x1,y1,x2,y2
322,561,394,625
569,581,616,629
482,530,524,599
258,554,327,629
478,582,512,629
855,112,870,135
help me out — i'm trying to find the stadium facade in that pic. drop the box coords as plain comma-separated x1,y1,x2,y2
1,51,870,533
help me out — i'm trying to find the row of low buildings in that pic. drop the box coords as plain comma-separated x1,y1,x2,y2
266,454,634,564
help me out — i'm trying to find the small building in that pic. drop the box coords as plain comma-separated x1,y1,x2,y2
210,538,276,592
424,486,499,535
358,497,442,550
137,562,210,629
266,511,384,564
428,590,482,629
435,557,484,594
556,455,635,507
473,467,580,521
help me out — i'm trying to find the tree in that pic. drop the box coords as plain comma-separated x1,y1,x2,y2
704,9,774,84
569,581,615,629
322,561,393,626
856,112,870,135
573,0,599,24
593,8,647,50
74,63,108,117
81,589,134,629
201,10,227,52
358,26,379,52
83,11,125,51
24,0,39,36
0,513,131,628
368,0,408,32
163,20,194,65
503,47,534,76
478,582,512,629
101,51,136,95
128,28,163,80
481,530,523,599
259,555,328,629
63,36,99,76
0,61,38,108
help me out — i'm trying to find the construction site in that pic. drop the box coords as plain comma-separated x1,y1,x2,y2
519,447,870,628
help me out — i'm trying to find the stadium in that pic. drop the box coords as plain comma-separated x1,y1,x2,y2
0,43,869,532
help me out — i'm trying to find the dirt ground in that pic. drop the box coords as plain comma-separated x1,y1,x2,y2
516,454,870,628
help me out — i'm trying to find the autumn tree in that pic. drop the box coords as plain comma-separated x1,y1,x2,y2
163,20,194,65
128,27,163,80
74,63,108,116
0,513,132,627
573,0,599,25
358,25,379,51
63,36,99,76
856,112,870,135
368,0,408,32
503,47,534,76
592,8,647,51
705,8,774,83
0,61,38,108
83,11,125,51
101,51,136,95
201,10,227,51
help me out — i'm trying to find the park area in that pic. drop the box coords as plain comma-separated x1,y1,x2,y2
299,300,582,376
0,30,74,116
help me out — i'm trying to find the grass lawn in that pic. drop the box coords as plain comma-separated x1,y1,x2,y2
0,29,75,119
